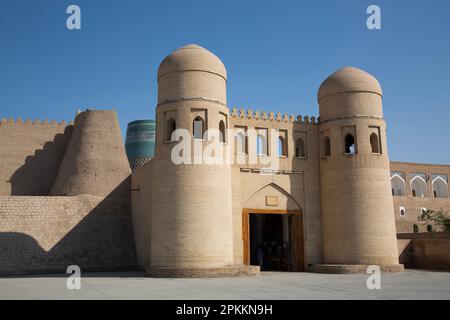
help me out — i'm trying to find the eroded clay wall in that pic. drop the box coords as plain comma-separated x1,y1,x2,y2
0,195,136,276
0,118,73,196
50,110,131,198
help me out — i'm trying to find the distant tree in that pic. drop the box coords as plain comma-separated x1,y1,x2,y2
418,209,450,232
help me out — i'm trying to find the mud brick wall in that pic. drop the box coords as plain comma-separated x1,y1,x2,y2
0,118,73,196
0,195,137,276
398,232,450,271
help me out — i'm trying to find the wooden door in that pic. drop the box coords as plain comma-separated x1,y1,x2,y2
242,212,250,265
291,214,304,271
242,209,304,271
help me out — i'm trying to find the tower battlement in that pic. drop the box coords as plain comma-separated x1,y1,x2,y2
0,117,73,127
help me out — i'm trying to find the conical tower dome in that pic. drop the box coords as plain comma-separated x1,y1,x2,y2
51,110,131,198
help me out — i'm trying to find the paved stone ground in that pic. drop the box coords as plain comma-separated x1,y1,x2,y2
0,269,449,300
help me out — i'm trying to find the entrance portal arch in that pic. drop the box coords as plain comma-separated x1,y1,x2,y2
242,183,304,271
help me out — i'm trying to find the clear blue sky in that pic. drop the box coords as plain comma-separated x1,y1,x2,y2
1,0,449,164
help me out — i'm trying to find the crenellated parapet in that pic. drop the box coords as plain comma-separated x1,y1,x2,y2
0,116,74,196
0,117,74,127
230,108,318,125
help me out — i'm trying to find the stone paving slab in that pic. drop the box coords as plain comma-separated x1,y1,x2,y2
0,269,449,300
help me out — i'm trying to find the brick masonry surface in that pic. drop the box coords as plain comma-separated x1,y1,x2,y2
0,195,136,276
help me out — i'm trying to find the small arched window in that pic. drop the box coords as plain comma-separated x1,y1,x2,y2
278,136,287,157
166,118,176,141
323,136,331,156
219,120,226,143
370,133,380,154
295,138,306,158
257,135,267,155
193,116,205,140
344,134,355,154
236,132,246,154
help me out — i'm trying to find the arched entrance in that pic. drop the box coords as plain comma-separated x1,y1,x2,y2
242,209,304,272
241,183,304,272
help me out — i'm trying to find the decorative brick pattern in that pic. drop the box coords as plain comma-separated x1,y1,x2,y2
129,157,152,171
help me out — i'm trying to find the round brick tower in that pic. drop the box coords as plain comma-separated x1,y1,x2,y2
316,67,403,272
50,110,131,198
147,44,235,277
